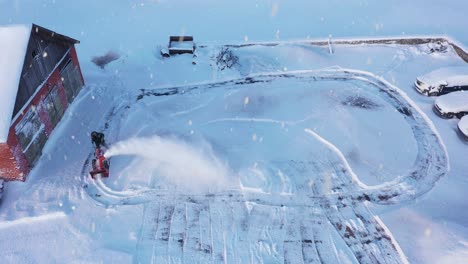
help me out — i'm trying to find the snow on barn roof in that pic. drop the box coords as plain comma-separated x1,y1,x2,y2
0,24,31,143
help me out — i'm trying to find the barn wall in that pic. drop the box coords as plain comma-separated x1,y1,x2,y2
1,25,83,182
69,47,85,85
57,81,69,111
0,143,24,181
7,130,29,181
60,49,85,104
33,70,65,135
5,65,74,181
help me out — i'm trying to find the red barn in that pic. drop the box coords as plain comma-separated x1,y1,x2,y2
0,24,84,181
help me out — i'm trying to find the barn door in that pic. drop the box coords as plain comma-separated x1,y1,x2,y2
60,59,83,104
44,85,65,128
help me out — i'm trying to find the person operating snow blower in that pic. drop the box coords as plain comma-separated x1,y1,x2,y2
89,131,110,178
91,131,108,149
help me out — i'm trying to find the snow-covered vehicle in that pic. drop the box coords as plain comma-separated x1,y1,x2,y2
414,66,468,96
458,115,468,140
433,91,468,118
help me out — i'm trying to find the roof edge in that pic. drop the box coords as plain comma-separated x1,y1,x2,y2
31,23,80,44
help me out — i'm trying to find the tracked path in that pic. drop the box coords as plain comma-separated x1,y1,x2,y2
81,68,448,263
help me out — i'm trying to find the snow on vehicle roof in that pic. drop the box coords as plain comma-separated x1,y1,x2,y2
446,75,468,86
434,91,468,113
417,66,468,86
458,115,468,136
0,24,31,143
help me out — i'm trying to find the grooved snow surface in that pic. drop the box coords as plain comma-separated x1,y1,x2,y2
0,24,31,142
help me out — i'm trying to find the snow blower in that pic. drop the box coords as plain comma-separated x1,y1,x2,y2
89,147,110,178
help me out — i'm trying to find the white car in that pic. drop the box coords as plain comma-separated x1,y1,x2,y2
458,115,468,140
415,66,468,96
433,91,468,119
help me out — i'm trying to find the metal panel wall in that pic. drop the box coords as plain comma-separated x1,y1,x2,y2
13,34,69,118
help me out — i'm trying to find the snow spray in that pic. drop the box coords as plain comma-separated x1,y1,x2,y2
104,135,231,192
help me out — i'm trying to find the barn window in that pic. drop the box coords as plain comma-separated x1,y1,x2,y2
60,59,83,103
15,107,47,166
15,108,41,148
43,85,64,127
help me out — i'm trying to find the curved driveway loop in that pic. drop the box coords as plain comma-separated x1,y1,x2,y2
82,68,448,263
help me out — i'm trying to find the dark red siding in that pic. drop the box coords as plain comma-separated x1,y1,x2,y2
3,60,76,181
0,143,24,181
1,24,83,182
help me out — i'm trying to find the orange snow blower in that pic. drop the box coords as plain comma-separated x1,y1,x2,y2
89,147,110,178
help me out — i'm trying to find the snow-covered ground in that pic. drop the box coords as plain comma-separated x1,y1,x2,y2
1,1,468,263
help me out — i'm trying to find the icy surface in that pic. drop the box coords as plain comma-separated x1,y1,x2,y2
434,91,468,113
0,24,31,142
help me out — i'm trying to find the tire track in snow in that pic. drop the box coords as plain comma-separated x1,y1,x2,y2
208,201,227,263
168,203,186,264
135,201,160,263
300,216,322,264
151,203,176,264
283,207,304,264
311,217,341,264
83,69,448,208
183,202,214,263
311,136,406,264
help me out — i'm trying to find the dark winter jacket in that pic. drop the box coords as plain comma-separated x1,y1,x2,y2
91,131,106,148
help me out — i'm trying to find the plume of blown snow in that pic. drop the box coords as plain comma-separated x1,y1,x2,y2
104,135,231,192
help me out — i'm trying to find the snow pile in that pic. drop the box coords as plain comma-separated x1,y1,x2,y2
104,135,232,192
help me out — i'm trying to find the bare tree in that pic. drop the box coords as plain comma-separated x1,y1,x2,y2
215,47,239,70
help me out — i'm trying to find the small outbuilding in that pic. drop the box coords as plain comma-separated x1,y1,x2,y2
0,24,84,181
161,36,195,57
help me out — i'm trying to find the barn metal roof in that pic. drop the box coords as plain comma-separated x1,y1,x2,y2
0,24,31,143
